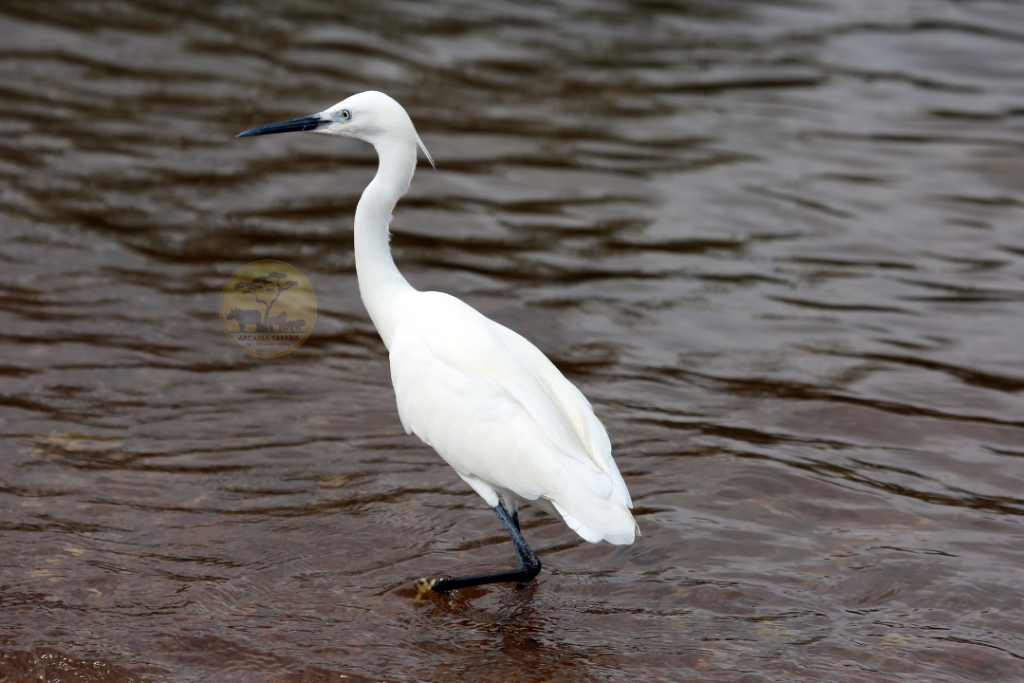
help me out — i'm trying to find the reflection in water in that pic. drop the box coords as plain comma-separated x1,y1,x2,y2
2,0,1024,681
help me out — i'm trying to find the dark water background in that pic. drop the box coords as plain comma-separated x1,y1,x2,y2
2,1,1024,681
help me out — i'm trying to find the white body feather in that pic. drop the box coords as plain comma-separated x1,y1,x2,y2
389,290,636,544
314,92,637,545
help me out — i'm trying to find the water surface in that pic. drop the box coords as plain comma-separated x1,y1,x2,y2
2,1,1024,681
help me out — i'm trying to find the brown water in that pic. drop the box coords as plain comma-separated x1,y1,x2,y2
3,1,1024,681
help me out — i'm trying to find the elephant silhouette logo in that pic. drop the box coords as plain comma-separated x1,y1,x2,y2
219,260,317,358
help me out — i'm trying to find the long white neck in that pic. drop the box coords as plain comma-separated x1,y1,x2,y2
354,139,419,349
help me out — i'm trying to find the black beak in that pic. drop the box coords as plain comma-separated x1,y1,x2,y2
236,114,324,138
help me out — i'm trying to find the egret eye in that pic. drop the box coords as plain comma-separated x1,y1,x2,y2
340,109,352,121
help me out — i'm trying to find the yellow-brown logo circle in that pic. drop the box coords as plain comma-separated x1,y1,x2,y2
219,260,317,358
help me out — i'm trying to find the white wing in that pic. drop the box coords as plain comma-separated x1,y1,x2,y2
389,291,636,545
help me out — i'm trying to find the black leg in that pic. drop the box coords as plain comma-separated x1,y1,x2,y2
418,503,542,594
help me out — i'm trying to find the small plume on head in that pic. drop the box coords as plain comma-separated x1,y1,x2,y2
322,91,434,168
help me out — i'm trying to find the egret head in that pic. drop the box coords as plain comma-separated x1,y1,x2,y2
236,91,433,167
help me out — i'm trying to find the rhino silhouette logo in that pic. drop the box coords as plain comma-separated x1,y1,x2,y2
219,260,317,358
225,308,263,332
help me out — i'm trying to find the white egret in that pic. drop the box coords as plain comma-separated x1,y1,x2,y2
237,92,637,594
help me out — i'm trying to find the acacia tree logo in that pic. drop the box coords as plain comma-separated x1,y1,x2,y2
220,260,316,358
229,271,299,332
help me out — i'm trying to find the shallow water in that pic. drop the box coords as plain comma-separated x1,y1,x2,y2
2,0,1024,681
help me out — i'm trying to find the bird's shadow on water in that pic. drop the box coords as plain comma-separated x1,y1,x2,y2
400,579,541,628
398,581,593,676
394,578,653,683
398,583,557,654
